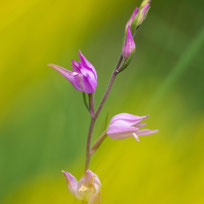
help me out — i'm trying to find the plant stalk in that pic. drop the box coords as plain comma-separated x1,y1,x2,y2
84,54,123,171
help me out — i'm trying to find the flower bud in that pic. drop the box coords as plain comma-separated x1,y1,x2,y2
140,0,151,9
125,7,139,33
122,26,135,59
136,2,150,27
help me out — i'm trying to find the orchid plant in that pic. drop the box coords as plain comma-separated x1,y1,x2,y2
49,0,157,203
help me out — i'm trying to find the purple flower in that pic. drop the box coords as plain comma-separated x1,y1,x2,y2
62,169,101,204
122,26,135,59
107,113,158,141
125,7,139,32
48,50,97,93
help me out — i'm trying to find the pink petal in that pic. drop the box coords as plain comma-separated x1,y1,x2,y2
107,125,138,139
85,170,101,191
72,60,81,73
110,119,142,127
48,64,74,83
72,61,97,93
134,122,147,128
82,75,96,93
78,50,97,79
107,124,138,134
136,129,158,136
110,113,148,125
49,63,86,92
72,74,84,92
80,63,96,81
62,170,78,195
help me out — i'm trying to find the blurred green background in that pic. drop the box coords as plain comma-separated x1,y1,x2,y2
0,0,204,203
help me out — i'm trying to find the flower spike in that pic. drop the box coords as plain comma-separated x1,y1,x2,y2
53,3,157,203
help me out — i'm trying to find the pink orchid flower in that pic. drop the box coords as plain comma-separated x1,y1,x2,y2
62,169,101,204
49,50,97,93
107,113,158,141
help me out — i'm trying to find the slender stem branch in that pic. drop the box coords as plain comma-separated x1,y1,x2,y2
85,118,96,171
94,55,123,120
90,131,107,155
84,54,123,171
88,93,94,118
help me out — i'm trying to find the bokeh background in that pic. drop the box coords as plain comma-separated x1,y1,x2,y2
1,0,204,203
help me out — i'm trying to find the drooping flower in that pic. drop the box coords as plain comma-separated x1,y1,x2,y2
48,50,97,93
107,113,158,141
62,169,101,204
122,26,135,59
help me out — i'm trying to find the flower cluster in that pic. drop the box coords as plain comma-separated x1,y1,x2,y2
49,1,157,203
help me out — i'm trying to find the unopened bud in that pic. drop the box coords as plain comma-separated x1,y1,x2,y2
136,2,150,27
122,26,135,59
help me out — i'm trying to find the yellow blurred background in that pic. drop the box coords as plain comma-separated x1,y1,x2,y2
0,0,204,203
